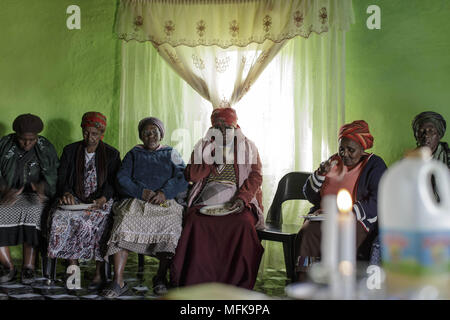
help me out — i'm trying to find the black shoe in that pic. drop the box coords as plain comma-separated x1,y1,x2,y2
88,279,105,291
0,267,17,283
21,268,35,285
152,275,168,296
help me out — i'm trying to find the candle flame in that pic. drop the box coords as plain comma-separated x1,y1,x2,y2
339,261,354,276
337,189,352,213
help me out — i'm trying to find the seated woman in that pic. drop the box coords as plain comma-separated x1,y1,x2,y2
171,107,265,290
0,114,59,284
412,111,449,168
47,112,121,288
295,120,387,281
412,111,449,203
102,117,188,298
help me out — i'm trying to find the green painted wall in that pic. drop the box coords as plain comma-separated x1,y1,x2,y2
346,0,450,165
0,0,120,259
0,0,120,155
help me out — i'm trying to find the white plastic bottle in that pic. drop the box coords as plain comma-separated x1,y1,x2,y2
378,149,450,299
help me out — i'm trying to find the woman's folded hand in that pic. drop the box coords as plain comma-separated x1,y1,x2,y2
59,192,75,205
90,196,107,210
142,189,156,202
228,198,245,213
149,190,166,205
31,181,47,203
0,187,24,206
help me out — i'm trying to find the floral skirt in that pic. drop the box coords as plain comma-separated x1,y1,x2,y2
47,199,113,261
105,198,183,258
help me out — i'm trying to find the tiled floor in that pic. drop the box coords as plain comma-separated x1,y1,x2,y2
0,253,288,300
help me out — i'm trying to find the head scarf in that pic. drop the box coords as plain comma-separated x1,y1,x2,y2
210,107,238,128
138,117,165,139
12,113,44,134
412,111,446,140
338,120,374,150
80,112,107,132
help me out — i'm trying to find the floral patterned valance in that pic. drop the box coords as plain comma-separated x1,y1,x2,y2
116,0,354,48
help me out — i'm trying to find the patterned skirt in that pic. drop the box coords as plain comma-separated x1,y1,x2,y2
105,198,183,258
0,193,46,247
47,199,113,261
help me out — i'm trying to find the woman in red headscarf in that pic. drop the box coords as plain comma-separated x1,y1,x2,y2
47,112,121,289
170,107,265,289
295,120,387,281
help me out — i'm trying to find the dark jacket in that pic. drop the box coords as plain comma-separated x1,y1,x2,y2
0,134,59,198
303,154,387,233
57,140,121,201
117,145,188,200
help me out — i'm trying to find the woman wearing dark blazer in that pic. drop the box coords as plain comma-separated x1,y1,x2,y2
47,112,121,289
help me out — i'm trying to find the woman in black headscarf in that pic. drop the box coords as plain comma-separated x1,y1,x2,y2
0,114,59,284
412,111,449,168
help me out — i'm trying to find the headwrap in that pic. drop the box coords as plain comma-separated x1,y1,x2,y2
80,112,107,132
210,107,238,128
12,114,44,134
338,120,374,150
412,111,446,140
138,117,165,139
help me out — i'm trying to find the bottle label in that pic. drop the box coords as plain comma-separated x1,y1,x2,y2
380,229,450,275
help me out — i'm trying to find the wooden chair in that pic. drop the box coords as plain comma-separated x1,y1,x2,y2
257,171,311,283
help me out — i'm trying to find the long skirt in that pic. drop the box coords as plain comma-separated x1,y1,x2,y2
0,193,46,247
105,198,183,258
47,199,113,261
294,220,368,272
170,205,264,290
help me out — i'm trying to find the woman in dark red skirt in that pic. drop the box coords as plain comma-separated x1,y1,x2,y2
171,107,265,290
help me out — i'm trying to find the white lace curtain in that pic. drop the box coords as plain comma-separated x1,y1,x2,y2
115,0,354,271
116,0,353,108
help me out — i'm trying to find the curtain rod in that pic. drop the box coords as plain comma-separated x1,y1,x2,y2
122,0,273,4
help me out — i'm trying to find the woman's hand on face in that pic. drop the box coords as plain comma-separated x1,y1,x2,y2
90,196,107,210
59,192,76,205
317,157,336,176
142,189,156,202
228,198,245,213
0,187,24,206
149,191,166,205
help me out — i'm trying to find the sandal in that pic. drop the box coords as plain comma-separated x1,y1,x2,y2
101,281,129,298
152,276,168,296
0,267,17,284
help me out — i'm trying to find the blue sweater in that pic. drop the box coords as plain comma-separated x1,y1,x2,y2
117,145,188,200
303,154,387,233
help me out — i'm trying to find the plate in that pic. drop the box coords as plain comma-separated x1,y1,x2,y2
302,214,327,221
199,204,239,216
285,283,319,300
59,204,92,211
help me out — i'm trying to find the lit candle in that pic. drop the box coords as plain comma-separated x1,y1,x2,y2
321,195,340,299
337,188,356,300
321,197,338,263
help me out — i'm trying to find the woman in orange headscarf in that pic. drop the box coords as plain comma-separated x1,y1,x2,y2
47,112,121,289
295,120,387,281
170,107,265,289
